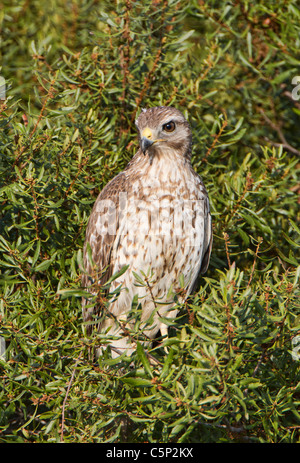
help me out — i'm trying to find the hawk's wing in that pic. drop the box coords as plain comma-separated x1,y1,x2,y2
199,195,212,275
82,172,127,336
189,194,212,294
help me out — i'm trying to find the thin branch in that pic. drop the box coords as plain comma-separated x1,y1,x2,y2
223,232,232,268
61,352,83,442
228,171,254,223
202,117,228,162
282,90,300,110
13,74,58,168
259,107,300,157
247,237,263,288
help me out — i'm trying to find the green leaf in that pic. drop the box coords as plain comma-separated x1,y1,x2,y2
136,342,153,378
105,265,129,285
190,326,215,342
121,377,153,387
172,30,194,44
33,258,53,273
31,239,41,268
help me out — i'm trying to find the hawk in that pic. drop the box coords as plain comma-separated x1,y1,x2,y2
82,106,212,358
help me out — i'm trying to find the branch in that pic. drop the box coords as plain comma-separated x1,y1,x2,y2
258,107,300,157
61,352,83,442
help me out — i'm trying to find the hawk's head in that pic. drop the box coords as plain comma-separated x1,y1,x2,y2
135,106,192,160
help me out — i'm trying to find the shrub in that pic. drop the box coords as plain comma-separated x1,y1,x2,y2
0,0,299,442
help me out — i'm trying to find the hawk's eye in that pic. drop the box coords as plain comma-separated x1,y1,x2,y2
162,121,176,132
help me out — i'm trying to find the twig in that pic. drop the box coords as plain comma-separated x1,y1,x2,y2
264,138,300,156
247,237,263,288
29,77,57,138
282,90,300,110
144,275,158,310
61,352,83,442
229,171,254,223
13,74,58,168
202,118,228,162
244,349,266,398
27,178,40,240
223,232,231,268
259,107,300,157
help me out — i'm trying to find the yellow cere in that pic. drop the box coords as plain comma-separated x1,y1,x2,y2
141,127,153,140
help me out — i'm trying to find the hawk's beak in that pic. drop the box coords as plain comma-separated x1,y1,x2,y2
141,127,155,155
141,137,154,154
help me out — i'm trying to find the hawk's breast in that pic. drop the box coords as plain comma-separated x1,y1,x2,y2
111,159,207,300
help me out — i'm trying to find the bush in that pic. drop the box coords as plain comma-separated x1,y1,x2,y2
0,0,299,443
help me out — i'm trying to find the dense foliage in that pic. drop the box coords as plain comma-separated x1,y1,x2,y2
0,0,299,443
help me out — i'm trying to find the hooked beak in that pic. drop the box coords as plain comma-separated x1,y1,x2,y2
141,127,155,155
141,137,154,154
